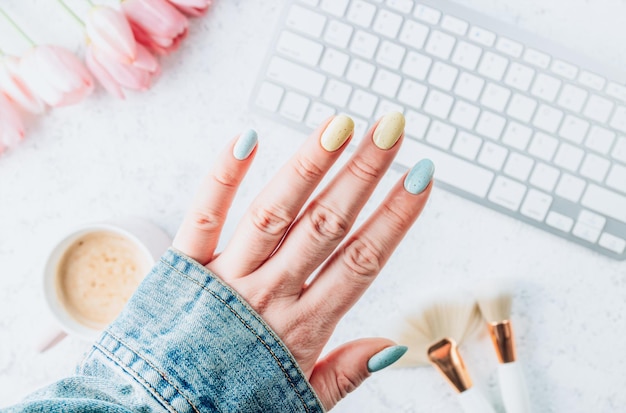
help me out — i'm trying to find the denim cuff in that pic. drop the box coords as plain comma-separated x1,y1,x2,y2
82,248,325,413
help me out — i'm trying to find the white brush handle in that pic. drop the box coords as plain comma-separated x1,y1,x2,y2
457,387,497,413
498,361,531,413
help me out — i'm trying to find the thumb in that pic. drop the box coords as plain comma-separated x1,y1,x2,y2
309,338,408,410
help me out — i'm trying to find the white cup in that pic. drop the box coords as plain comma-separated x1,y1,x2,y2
41,217,171,346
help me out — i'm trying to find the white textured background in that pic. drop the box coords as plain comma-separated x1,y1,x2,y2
1,0,625,411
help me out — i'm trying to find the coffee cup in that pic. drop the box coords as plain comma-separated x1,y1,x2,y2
42,218,171,344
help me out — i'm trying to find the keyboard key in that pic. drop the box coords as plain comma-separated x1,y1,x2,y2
502,122,532,150
553,143,584,172
286,5,326,37
546,211,574,232
423,90,454,118
585,126,615,154
557,84,588,112
559,115,589,144
305,102,336,128
504,152,534,181
480,82,510,112
606,82,626,104
374,99,404,120
579,153,610,182
555,173,586,203
399,20,429,49
267,57,326,96
581,184,626,223
349,89,378,117
397,79,427,109
277,31,323,66
320,0,349,16
521,189,552,221
583,95,614,123
530,162,560,191
488,176,526,211
468,26,496,47
386,0,413,13
350,30,379,59
426,120,456,149
455,72,484,101
478,51,509,81
319,48,349,76
371,69,402,98
578,71,606,91
507,93,537,123
413,4,441,24
504,62,535,91
351,116,369,141
255,82,284,112
346,58,376,87
452,131,482,160
397,139,495,198
404,110,430,139
449,101,480,129
572,221,602,244
280,91,310,122
451,41,482,71
599,233,626,254
475,111,506,140
346,0,377,27
478,141,508,170
324,20,353,48
298,0,319,5
441,15,468,36
496,37,523,58
551,59,578,80
376,41,406,69
612,136,626,163
531,73,561,102
373,9,403,38
428,61,458,91
425,30,456,60
606,164,626,193
401,51,432,80
323,79,352,106
528,132,558,161
610,106,626,133
523,48,550,69
532,104,563,133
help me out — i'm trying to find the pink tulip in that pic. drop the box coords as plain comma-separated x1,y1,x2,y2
167,0,212,17
85,6,137,64
0,93,25,154
19,45,94,107
0,56,45,114
86,43,160,99
122,0,189,55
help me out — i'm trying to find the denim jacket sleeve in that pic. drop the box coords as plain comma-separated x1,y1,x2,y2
5,248,325,413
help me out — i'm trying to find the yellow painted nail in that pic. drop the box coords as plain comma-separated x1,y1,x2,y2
373,112,405,150
320,115,354,152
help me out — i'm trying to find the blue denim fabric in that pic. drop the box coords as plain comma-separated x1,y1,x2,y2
5,249,325,413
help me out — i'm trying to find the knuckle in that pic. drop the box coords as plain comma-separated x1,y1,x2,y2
346,156,382,183
190,209,224,233
212,170,238,189
308,202,350,243
250,204,292,236
335,372,361,399
293,155,324,184
342,237,385,279
380,203,413,233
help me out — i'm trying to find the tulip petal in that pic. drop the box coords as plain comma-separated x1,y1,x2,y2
134,45,159,73
0,56,46,114
86,47,125,99
0,93,25,149
168,0,211,17
93,49,151,91
123,0,188,52
86,6,137,64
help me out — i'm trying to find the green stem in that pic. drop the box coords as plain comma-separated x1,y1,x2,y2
55,0,85,27
0,8,35,46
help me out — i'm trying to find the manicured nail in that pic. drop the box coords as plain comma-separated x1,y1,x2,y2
320,115,354,152
367,345,408,373
233,129,258,160
373,112,405,150
404,159,435,194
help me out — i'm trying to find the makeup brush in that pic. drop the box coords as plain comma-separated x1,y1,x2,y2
477,284,530,413
393,296,496,413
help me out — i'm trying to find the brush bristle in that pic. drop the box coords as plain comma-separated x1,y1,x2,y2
476,280,515,323
392,295,482,367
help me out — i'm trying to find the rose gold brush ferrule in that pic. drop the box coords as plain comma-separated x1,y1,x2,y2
487,320,517,363
427,337,473,393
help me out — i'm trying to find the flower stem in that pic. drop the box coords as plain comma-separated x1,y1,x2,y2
55,0,85,28
0,8,35,46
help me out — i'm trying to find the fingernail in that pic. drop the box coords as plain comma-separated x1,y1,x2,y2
373,112,405,150
367,345,408,373
404,159,435,194
233,129,258,160
320,115,354,152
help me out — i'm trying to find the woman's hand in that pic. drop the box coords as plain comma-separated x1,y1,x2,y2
172,113,434,410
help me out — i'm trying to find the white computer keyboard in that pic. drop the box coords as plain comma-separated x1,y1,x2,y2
252,0,626,260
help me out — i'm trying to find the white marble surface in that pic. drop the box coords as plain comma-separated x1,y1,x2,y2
1,0,626,411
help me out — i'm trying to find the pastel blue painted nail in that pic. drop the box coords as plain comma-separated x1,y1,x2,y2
233,129,258,160
367,345,408,373
404,158,435,194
